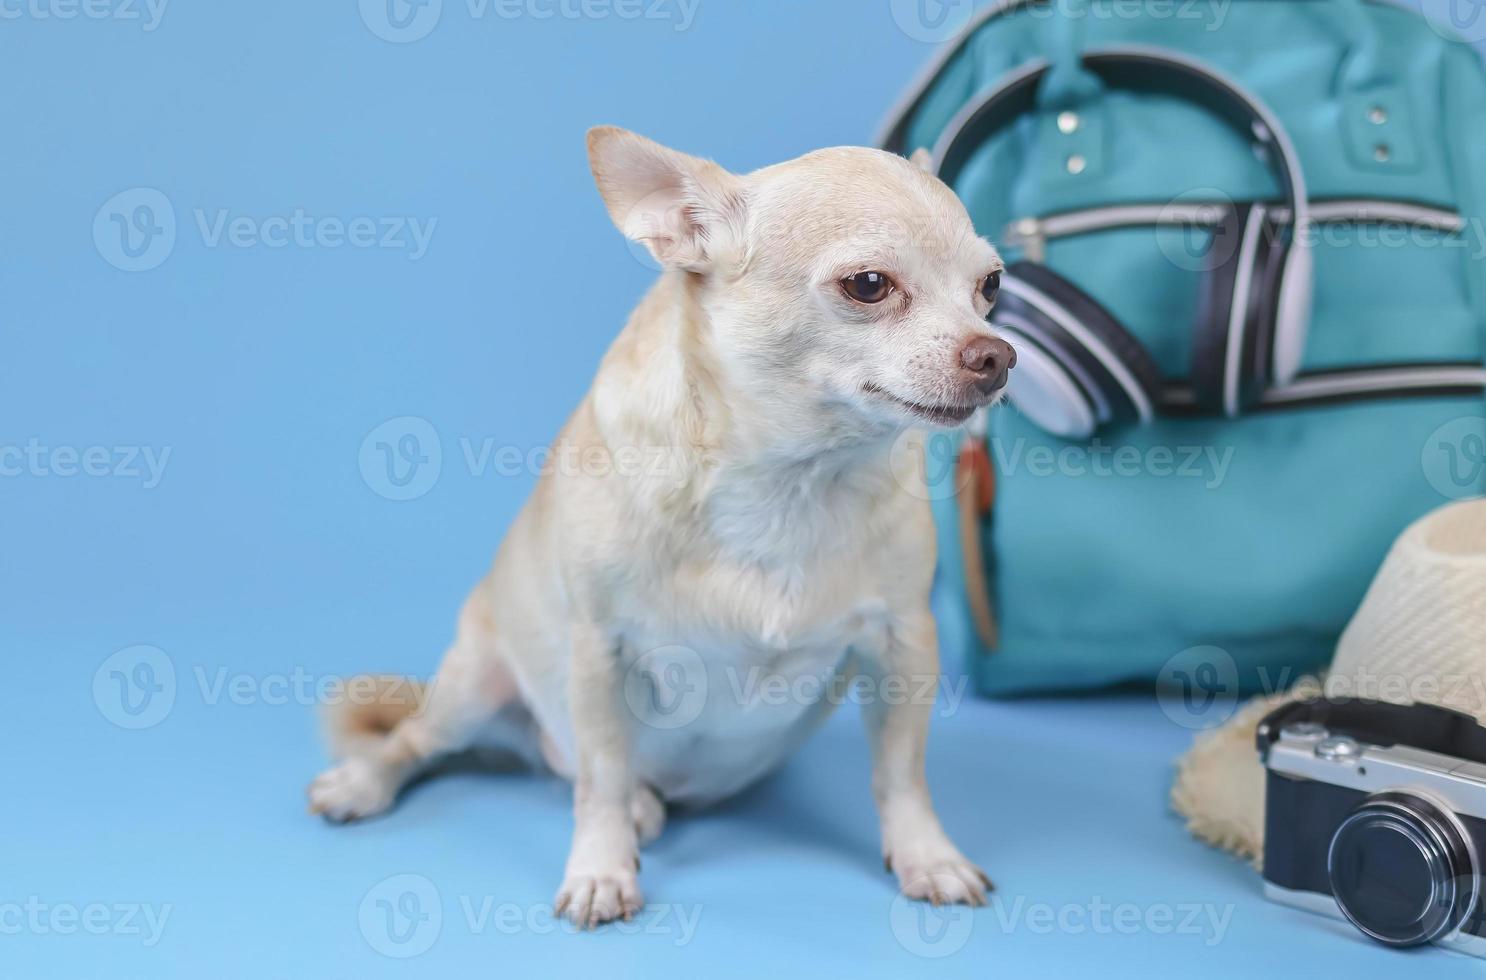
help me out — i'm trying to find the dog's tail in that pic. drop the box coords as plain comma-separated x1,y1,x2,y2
320,674,429,759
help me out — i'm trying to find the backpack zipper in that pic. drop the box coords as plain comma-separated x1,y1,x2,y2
1001,199,1464,250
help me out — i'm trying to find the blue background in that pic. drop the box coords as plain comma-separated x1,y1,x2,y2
4,1,1484,976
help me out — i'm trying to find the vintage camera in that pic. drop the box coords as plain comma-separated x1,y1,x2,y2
1257,697,1486,957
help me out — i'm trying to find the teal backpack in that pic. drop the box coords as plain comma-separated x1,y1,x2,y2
881,0,1486,696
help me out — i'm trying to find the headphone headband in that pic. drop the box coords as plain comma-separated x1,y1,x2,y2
931,46,1307,219
931,45,1313,385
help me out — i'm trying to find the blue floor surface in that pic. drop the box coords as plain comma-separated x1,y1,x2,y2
6,630,1477,978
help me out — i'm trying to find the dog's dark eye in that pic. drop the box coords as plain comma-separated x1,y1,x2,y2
842,271,894,304
981,271,1001,306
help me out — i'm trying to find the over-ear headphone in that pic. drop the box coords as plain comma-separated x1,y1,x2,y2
931,46,1313,439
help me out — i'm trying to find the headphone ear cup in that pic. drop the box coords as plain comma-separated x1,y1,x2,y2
994,262,1163,438
1191,204,1276,417
1270,236,1313,385
1190,204,1249,416
1241,216,1290,407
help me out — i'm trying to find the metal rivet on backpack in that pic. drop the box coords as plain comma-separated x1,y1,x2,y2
1374,143,1391,163
1057,111,1080,134
1066,153,1087,175
1368,105,1388,125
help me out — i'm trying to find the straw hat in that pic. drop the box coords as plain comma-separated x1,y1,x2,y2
1172,498,1486,864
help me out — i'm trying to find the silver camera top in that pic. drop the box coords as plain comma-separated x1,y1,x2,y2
1265,721,1486,821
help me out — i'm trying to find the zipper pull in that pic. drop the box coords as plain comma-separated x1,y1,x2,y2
963,406,992,513
957,436,994,515
954,432,999,651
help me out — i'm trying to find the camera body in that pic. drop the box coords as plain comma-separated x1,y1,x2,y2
1257,697,1486,957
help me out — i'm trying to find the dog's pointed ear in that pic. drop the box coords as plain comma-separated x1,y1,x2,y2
909,147,934,173
587,126,747,272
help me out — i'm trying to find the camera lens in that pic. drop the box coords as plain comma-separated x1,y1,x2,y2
1327,792,1477,947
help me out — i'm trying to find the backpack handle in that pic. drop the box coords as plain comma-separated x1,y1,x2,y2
1033,0,1390,111
1033,0,1099,111
1332,0,1389,93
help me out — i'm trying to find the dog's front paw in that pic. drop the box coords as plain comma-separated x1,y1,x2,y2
307,758,396,823
888,843,992,907
554,863,643,928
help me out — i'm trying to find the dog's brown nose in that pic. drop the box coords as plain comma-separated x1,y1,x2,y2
959,336,1016,394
